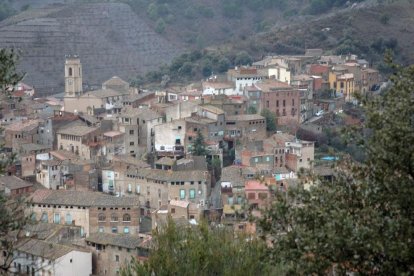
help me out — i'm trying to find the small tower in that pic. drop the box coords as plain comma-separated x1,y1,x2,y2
64,55,82,97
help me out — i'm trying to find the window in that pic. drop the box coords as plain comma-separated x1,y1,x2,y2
292,99,295,106
276,100,279,107
129,130,134,135
283,100,286,107
129,142,134,146
178,126,182,130
99,227,104,233
123,214,131,222
171,208,175,214
112,227,118,233
180,189,186,200
68,67,72,76
124,227,129,234
65,213,72,225
266,100,269,108
189,189,196,199
115,255,119,262
128,184,132,192
136,185,140,194
258,193,268,200
158,189,161,198
54,213,61,224
98,213,106,222
41,212,48,222
111,214,118,222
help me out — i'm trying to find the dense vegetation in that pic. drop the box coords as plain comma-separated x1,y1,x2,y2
121,220,275,275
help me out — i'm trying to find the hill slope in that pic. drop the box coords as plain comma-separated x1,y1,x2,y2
0,2,182,96
237,0,414,65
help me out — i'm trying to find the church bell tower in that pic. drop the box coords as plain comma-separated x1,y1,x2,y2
64,55,83,97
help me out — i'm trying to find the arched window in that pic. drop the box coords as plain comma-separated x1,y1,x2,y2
111,214,118,222
98,213,106,222
123,214,131,222
68,67,72,76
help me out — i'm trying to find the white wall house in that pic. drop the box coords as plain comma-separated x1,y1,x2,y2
227,67,267,95
201,81,235,96
11,239,92,276
267,66,291,84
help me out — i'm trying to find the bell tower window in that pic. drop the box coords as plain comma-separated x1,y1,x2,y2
69,67,73,76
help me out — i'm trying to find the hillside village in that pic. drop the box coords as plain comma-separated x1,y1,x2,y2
0,50,382,274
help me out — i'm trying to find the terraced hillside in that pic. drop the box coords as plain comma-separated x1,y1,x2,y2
0,2,182,96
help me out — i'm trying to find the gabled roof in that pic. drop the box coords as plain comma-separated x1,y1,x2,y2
226,114,264,121
102,76,129,87
245,180,269,191
255,79,292,92
126,168,209,182
169,200,189,208
155,157,175,166
30,190,139,207
200,105,224,115
82,88,126,99
0,176,32,190
86,233,143,249
57,125,99,136
17,239,77,260
4,119,40,132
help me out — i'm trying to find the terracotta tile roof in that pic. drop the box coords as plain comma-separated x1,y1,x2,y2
102,76,129,87
202,81,234,90
155,157,175,166
200,105,224,115
255,79,292,92
0,176,33,190
17,239,77,260
226,114,264,121
86,233,143,249
104,131,123,138
169,200,189,208
245,180,269,191
30,190,139,207
57,125,99,136
126,168,209,182
4,119,40,132
82,88,127,99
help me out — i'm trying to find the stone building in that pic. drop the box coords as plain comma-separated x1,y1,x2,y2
85,233,150,275
56,124,100,160
11,239,92,276
225,114,267,142
63,57,129,115
125,168,210,217
30,190,140,237
256,80,301,126
0,175,33,197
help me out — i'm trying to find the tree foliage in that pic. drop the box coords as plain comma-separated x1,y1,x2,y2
0,48,29,274
0,48,24,92
259,59,414,274
122,220,272,276
192,130,208,156
260,109,277,132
